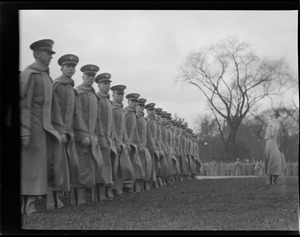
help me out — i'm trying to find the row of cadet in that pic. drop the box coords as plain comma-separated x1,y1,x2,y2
199,160,298,177
20,39,202,215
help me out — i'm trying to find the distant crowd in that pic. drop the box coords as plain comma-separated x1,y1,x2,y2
199,159,298,177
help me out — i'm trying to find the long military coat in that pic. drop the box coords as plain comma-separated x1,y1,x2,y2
96,91,118,185
136,111,152,181
161,123,173,177
73,84,104,187
124,106,145,180
179,132,188,175
146,115,159,182
52,75,80,189
169,126,180,175
20,61,65,195
112,101,134,181
155,120,169,177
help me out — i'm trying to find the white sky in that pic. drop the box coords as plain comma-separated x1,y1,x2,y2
19,10,298,130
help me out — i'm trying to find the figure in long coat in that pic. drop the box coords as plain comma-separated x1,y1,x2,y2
124,93,145,192
95,73,118,200
20,39,65,214
73,64,104,204
154,108,169,186
145,103,160,189
135,98,153,191
264,111,285,185
111,85,135,195
50,54,80,208
161,111,173,183
174,123,183,180
169,119,180,178
193,135,202,176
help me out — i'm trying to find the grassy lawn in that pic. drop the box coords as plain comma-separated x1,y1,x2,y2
21,176,299,231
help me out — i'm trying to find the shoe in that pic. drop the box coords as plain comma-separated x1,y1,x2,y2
123,187,134,194
113,189,123,196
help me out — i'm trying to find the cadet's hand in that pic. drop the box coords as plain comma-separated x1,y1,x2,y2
21,136,30,147
60,133,68,143
138,147,144,153
81,137,91,147
117,146,122,153
127,145,131,152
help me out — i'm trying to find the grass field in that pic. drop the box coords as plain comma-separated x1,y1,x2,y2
22,176,299,231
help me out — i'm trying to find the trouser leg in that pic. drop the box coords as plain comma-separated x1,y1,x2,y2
91,185,99,202
98,184,109,201
270,175,274,185
134,179,141,192
113,179,123,196
21,195,37,215
273,175,279,184
71,188,78,205
76,187,86,205
53,191,64,208
144,181,151,191
106,185,114,199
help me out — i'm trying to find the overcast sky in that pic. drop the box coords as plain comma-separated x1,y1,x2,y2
19,10,298,130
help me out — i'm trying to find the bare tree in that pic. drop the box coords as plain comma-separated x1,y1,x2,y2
177,36,294,159
193,113,218,139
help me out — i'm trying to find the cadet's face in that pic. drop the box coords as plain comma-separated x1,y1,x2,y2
129,100,137,108
37,50,53,66
113,92,124,103
147,109,154,116
137,105,144,113
62,64,76,78
99,81,110,93
155,114,160,121
82,73,95,86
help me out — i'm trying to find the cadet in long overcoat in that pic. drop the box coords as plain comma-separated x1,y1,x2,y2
73,65,104,204
50,54,80,208
179,125,189,178
135,98,153,191
169,118,180,178
145,103,160,189
20,39,65,214
95,73,118,200
174,123,183,180
161,111,173,183
124,93,145,192
193,135,202,176
186,130,197,178
154,108,169,186
111,85,134,195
